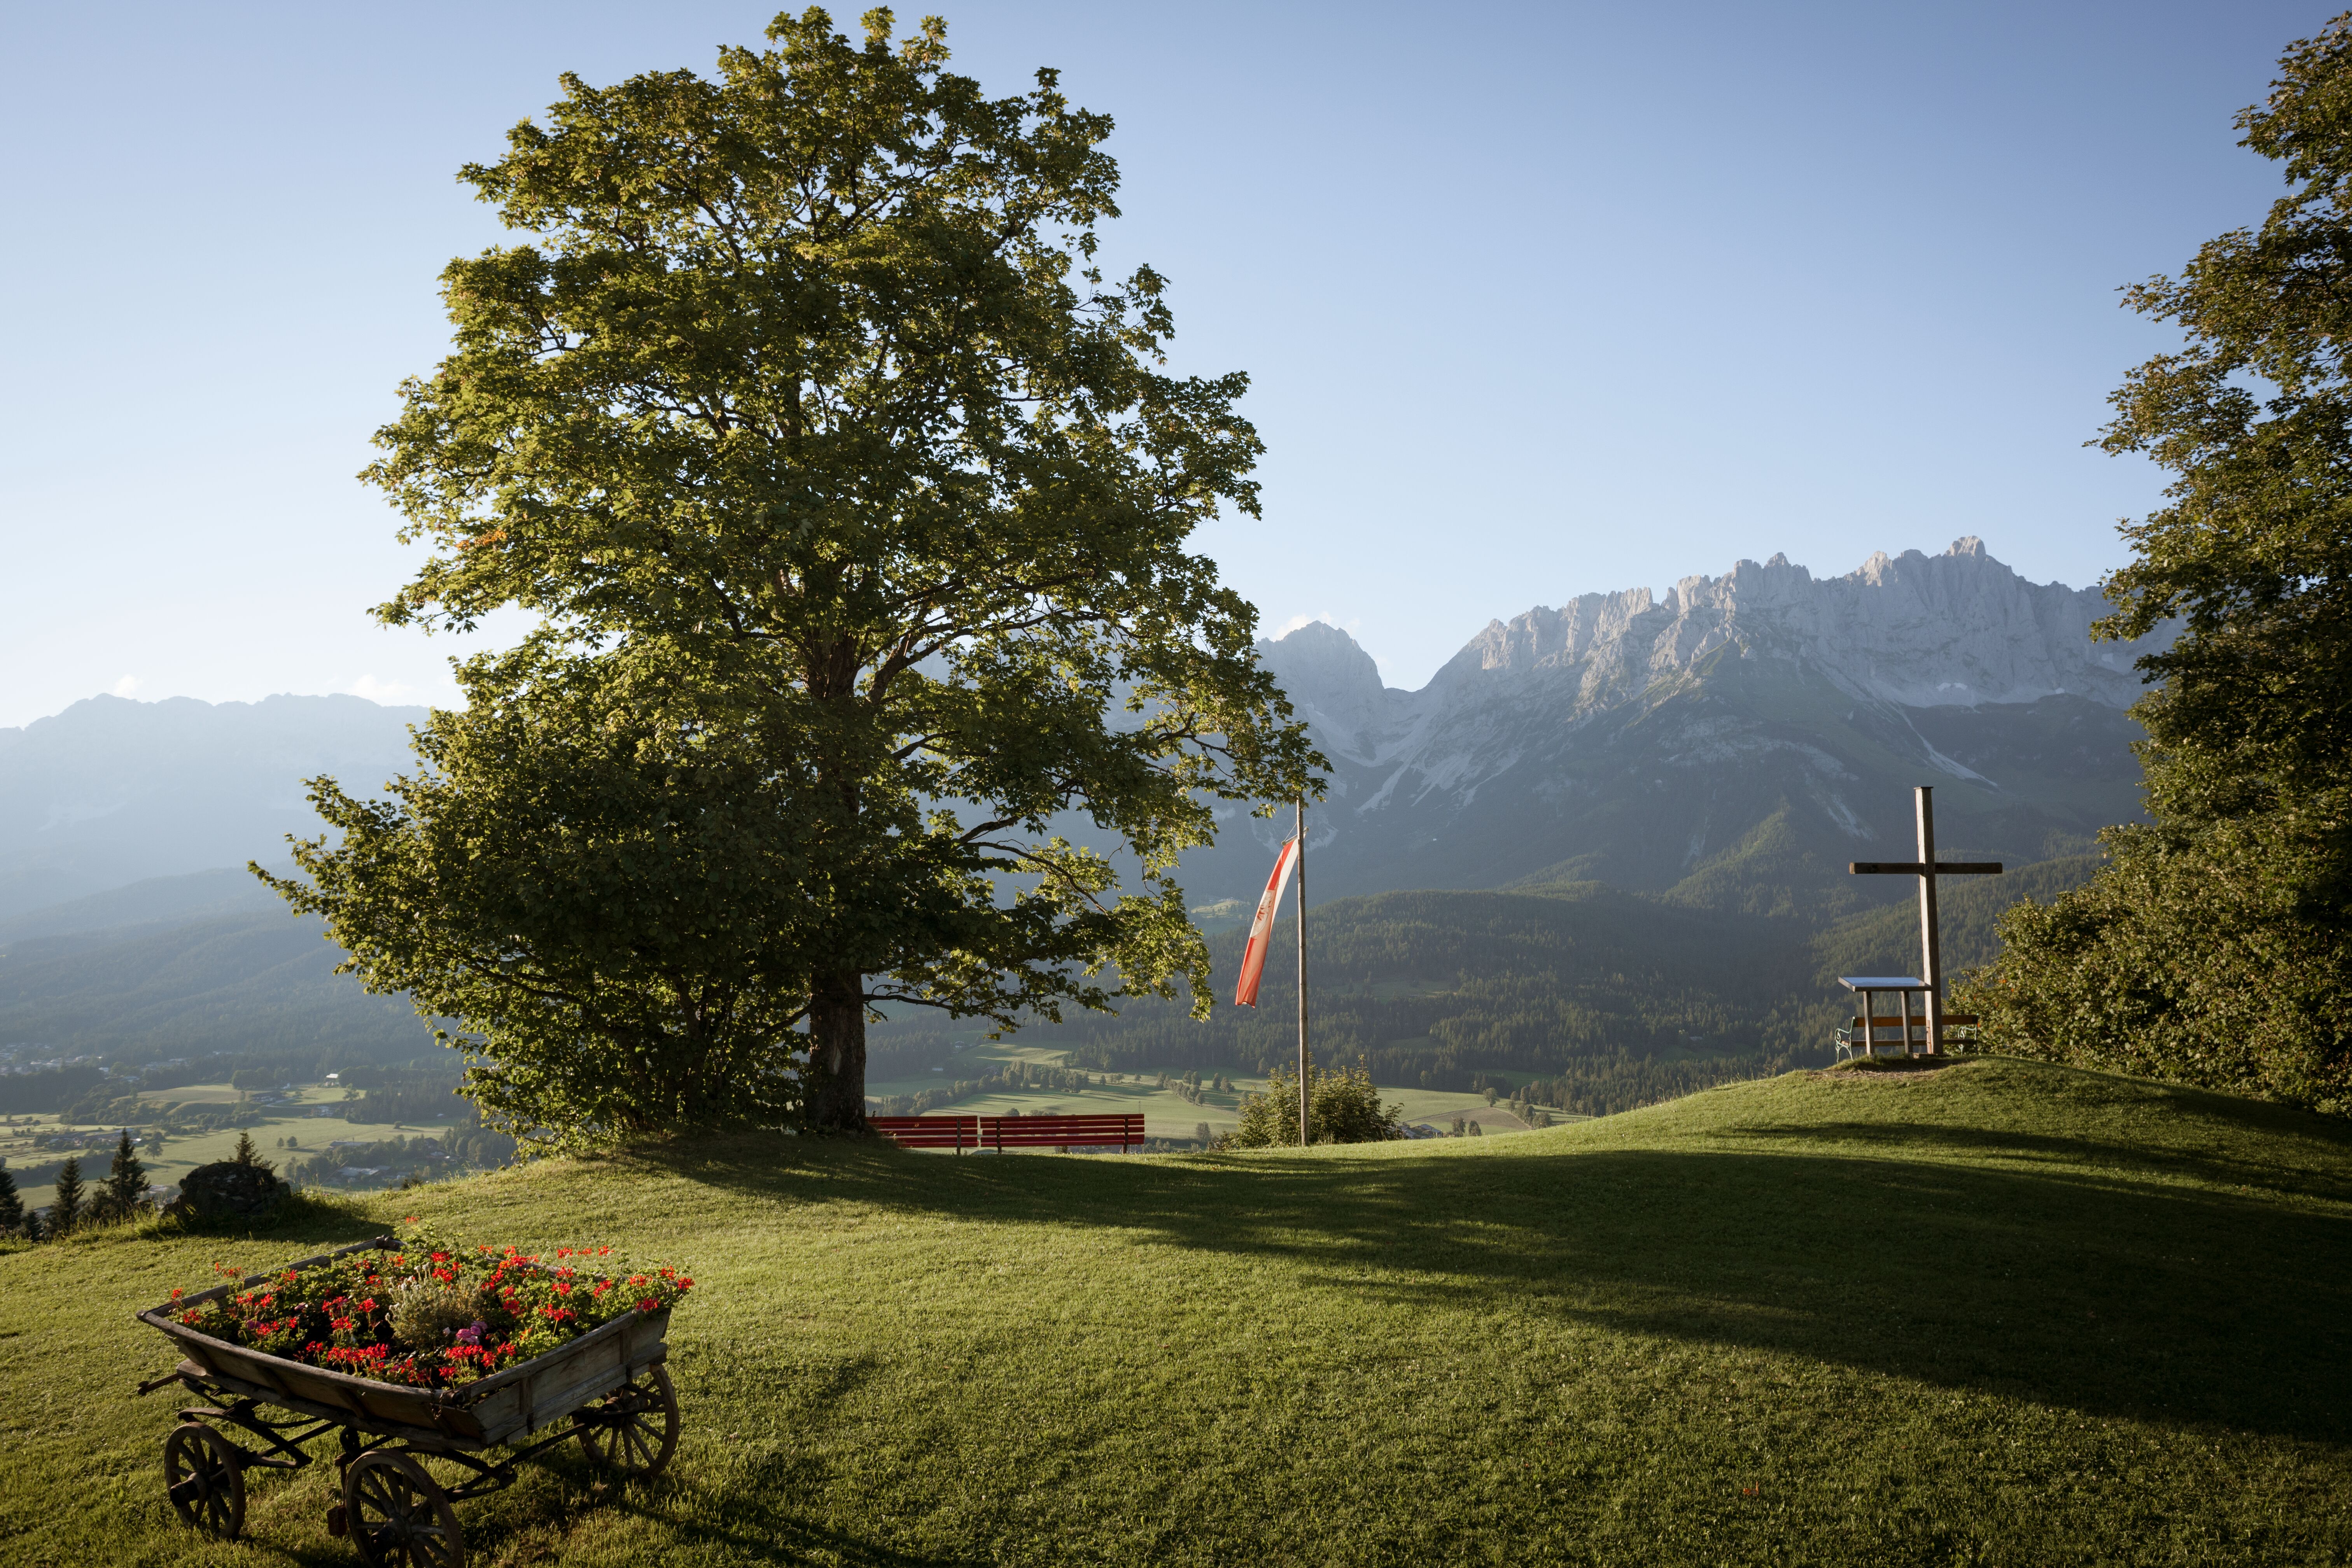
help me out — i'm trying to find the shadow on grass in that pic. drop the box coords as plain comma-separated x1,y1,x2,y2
637,1129,2352,1446
1719,1118,2352,1205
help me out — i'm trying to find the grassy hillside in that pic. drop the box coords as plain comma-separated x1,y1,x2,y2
5,1057,2348,1566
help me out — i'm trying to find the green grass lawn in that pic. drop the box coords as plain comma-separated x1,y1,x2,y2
5,1055,2350,1565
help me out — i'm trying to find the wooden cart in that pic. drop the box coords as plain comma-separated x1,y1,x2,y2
134,1235,677,1567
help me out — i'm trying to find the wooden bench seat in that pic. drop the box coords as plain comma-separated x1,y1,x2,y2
868,1113,1147,1153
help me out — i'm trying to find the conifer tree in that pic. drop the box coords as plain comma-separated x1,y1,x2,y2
100,1130,147,1218
232,1130,274,1172
49,1155,84,1235
0,1162,21,1233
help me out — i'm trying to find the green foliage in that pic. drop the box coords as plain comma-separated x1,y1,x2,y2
1965,17,2352,1111
0,1163,20,1234
1223,1060,1400,1147
48,1154,82,1234
92,1130,147,1222
232,1130,273,1172
265,6,1316,1147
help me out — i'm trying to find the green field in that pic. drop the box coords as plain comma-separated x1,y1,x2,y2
869,1045,1574,1141
1,1083,451,1208
5,1055,2349,1564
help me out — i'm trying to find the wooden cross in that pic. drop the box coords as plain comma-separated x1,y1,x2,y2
1849,786,2001,1052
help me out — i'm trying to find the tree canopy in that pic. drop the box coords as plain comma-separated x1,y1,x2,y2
1962,14,2352,1112
264,7,1319,1144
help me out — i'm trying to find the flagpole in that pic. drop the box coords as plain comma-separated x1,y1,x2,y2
1295,795,1309,1145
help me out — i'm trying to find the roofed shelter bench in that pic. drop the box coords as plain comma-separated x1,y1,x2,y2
1833,976,1979,1059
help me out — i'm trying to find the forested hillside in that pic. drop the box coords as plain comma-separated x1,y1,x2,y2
1,850,2095,1113
0,909,436,1064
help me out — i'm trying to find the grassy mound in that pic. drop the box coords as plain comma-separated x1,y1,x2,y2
5,1057,2350,1565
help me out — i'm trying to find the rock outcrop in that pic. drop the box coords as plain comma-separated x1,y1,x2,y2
1200,539,2164,909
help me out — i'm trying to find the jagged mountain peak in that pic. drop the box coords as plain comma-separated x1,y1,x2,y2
1255,619,1390,752
1412,537,2159,713
1204,538,2156,909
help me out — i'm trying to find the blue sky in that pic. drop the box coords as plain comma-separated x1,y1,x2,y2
0,1,2333,726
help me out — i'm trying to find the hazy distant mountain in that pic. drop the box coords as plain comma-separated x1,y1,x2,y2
0,694,423,917
0,542,2163,1068
1181,538,2168,915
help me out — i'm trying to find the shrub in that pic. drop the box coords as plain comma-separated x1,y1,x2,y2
1223,1061,1401,1148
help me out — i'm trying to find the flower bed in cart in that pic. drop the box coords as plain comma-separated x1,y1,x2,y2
163,1219,694,1390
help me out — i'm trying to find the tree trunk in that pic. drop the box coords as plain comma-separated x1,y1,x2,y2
806,970,869,1132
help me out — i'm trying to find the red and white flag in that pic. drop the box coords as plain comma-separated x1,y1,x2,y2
1233,835,1301,1008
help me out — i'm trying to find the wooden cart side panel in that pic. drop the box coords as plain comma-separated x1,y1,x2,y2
462,1309,671,1445
143,1312,471,1435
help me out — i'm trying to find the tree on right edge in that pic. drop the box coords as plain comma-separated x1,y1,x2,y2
1962,15,2352,1111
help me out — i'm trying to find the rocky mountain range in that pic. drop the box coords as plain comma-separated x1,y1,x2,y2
1191,537,2167,914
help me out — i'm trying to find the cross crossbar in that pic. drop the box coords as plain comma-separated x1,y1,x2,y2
1849,861,2003,876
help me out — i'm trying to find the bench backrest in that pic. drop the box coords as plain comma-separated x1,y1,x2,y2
867,1115,982,1148
868,1113,1146,1151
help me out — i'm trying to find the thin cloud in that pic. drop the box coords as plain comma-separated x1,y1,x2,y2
345,674,419,705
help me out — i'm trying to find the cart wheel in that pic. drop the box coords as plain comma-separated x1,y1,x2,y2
578,1363,679,1478
163,1421,246,1539
345,1449,464,1568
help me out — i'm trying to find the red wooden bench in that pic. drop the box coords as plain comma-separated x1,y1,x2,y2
868,1113,1146,1153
